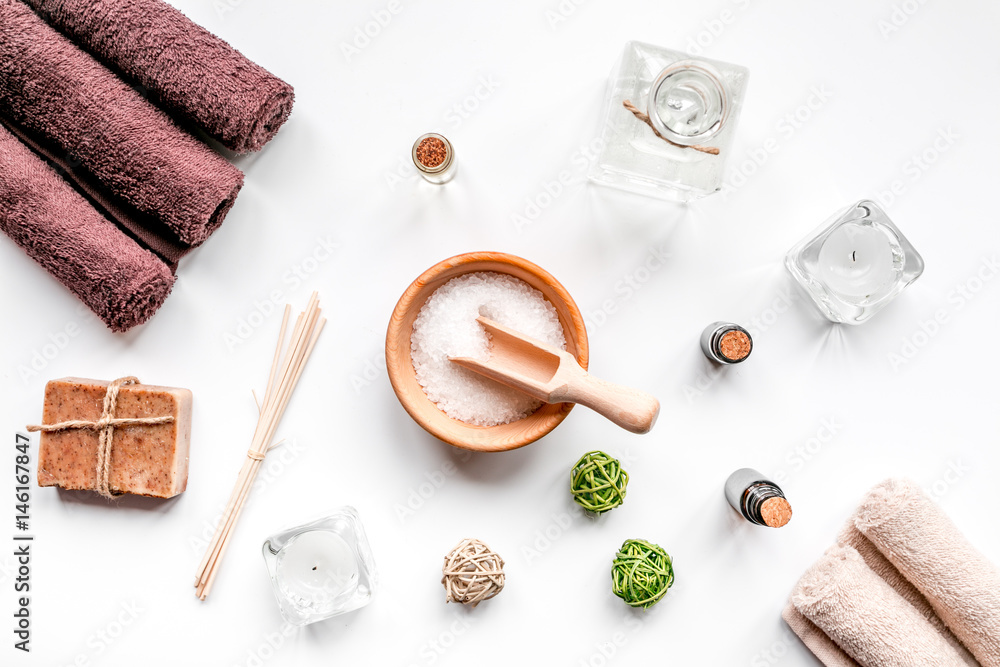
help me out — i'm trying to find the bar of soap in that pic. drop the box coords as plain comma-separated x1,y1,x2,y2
36,378,192,498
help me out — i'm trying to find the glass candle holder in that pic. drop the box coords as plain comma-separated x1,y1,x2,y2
785,200,924,324
262,507,377,626
589,41,749,201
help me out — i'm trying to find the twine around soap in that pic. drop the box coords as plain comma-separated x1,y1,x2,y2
26,377,174,499
622,100,720,155
442,538,505,607
611,538,674,609
570,450,629,514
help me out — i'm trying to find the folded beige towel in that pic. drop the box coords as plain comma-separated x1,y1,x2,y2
781,603,859,667
785,479,998,667
839,525,977,665
855,479,1000,667
790,545,971,666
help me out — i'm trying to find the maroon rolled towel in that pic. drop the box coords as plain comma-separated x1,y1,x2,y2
0,123,175,333
24,0,295,153
0,0,243,247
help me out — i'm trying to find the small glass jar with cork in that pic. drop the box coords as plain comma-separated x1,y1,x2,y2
412,133,457,184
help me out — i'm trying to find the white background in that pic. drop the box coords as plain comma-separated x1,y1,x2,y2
2,0,999,665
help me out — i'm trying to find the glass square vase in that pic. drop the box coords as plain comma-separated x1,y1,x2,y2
588,41,749,202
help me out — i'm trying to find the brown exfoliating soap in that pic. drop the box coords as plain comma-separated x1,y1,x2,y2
36,378,192,498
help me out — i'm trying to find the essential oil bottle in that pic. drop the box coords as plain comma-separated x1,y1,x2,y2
700,322,752,364
725,468,792,528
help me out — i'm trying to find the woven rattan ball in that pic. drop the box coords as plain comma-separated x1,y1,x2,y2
441,538,505,607
611,538,674,608
570,450,629,514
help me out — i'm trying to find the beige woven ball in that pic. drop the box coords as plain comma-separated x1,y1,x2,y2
441,538,505,607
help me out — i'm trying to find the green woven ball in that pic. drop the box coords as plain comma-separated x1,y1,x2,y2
570,450,628,514
611,539,674,608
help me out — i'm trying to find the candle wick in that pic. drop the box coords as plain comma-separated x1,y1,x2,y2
312,566,318,571
851,251,856,262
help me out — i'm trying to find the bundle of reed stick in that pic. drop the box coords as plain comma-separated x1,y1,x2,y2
195,292,326,600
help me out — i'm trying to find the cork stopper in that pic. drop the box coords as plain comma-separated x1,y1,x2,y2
719,330,752,362
760,497,793,528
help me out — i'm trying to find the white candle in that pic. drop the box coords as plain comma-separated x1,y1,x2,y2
276,530,359,610
817,223,896,299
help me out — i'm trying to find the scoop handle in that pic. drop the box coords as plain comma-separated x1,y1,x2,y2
556,373,660,434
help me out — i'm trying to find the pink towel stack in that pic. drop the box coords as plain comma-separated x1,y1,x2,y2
0,0,294,332
784,479,1000,667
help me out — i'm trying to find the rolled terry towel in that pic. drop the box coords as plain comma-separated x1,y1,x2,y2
24,0,295,153
0,123,174,333
0,116,190,270
790,545,971,667
0,0,243,247
781,604,859,667
839,525,978,665
855,479,1000,666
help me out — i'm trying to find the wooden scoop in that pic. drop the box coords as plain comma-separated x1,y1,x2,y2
450,317,660,434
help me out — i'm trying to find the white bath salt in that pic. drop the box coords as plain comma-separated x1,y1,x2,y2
410,272,567,426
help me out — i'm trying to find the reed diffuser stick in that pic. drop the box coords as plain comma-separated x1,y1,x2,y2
194,293,326,600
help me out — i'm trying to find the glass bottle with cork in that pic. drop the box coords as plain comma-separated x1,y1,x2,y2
589,41,749,201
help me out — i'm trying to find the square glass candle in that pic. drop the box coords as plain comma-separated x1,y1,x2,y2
589,41,749,201
262,507,377,626
785,200,924,324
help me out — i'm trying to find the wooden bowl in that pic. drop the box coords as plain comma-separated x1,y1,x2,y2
386,252,589,452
